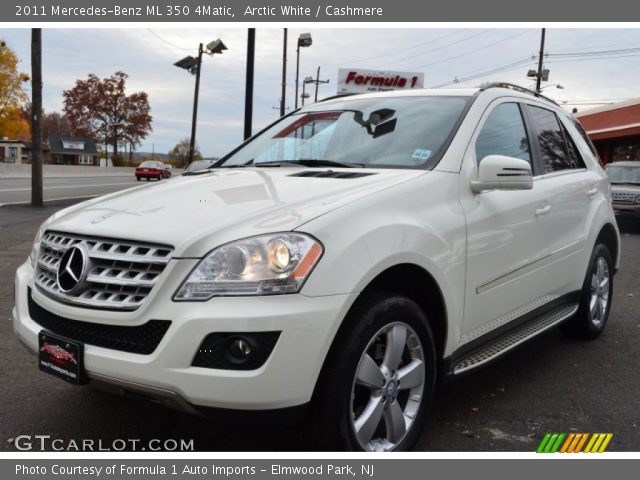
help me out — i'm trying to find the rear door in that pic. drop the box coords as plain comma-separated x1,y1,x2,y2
523,104,596,295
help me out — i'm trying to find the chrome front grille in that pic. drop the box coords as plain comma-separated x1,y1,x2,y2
35,231,174,311
612,192,639,204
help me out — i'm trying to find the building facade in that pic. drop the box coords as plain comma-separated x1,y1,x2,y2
0,138,27,164
48,134,99,166
576,99,640,165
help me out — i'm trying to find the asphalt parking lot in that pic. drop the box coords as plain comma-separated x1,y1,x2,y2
1,199,639,452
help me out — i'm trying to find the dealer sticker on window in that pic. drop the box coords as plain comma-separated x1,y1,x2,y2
412,149,432,160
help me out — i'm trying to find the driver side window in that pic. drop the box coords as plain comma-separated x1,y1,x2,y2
475,102,531,165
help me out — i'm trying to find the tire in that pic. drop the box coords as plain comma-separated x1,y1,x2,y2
136,176,141,181
307,291,437,451
560,243,613,339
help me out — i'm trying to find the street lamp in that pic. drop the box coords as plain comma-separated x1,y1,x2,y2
540,83,564,90
294,33,312,109
174,38,227,164
301,76,314,106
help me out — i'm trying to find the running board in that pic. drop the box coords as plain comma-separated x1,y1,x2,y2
452,302,579,375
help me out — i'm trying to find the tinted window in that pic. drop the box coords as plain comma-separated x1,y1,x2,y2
475,103,531,165
561,124,586,169
572,117,600,159
529,106,582,172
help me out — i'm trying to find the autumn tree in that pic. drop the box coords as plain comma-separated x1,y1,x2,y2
169,138,203,167
0,40,30,138
63,71,152,157
43,111,74,139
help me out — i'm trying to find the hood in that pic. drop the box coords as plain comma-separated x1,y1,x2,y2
46,167,424,257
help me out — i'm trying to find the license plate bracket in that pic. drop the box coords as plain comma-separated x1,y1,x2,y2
38,331,85,385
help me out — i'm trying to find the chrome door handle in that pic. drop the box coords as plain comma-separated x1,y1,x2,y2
587,187,598,197
535,203,551,216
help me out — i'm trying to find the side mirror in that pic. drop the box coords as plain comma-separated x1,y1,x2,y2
470,155,533,193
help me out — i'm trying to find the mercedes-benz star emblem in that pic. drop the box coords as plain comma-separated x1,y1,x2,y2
56,244,89,294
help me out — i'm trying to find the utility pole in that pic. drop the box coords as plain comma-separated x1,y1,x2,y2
313,66,330,102
535,28,546,94
31,28,43,207
244,28,255,140
280,28,287,117
189,43,204,164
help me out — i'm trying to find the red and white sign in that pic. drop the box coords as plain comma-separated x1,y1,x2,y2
337,68,424,94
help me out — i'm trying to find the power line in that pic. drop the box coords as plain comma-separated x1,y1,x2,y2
546,47,640,58
547,46,640,57
147,29,195,52
409,29,534,71
430,56,534,88
380,29,496,69
322,29,466,69
546,51,640,65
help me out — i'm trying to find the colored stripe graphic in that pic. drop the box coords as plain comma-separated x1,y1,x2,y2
537,433,613,453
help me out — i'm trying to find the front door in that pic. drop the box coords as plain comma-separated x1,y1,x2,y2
459,99,554,346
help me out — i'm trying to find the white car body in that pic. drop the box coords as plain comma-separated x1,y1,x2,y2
12,86,620,448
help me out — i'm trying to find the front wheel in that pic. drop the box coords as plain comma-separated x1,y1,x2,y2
560,243,614,339
307,292,436,451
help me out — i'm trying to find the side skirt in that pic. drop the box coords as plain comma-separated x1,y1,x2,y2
441,292,580,380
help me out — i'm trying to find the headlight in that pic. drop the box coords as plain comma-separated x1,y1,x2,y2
174,233,323,301
29,221,48,267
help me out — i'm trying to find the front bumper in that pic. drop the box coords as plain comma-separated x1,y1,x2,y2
12,261,357,410
612,203,640,217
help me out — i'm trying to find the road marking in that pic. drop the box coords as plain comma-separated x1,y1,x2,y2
0,182,137,192
0,195,100,207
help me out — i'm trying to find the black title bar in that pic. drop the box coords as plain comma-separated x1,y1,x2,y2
4,0,640,22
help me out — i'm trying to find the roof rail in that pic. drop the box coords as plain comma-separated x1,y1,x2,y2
318,93,358,103
478,82,559,106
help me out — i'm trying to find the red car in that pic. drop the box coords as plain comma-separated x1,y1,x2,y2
135,161,171,181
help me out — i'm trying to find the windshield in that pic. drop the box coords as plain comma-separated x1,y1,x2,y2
218,96,470,169
186,160,213,172
140,161,160,168
606,164,640,184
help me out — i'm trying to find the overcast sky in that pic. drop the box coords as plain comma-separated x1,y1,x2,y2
2,27,640,157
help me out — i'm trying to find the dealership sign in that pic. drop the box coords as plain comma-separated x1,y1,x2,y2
337,68,424,94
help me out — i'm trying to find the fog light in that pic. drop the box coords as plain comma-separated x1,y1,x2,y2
229,337,253,360
192,331,281,370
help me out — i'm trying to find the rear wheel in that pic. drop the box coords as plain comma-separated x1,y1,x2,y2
307,292,436,451
136,176,141,181
560,243,613,339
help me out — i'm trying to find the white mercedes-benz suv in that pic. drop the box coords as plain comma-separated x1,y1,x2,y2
13,83,619,451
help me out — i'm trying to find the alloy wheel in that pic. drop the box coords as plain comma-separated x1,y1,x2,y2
350,322,426,451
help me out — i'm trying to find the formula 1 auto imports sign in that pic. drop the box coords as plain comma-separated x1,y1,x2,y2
337,68,424,94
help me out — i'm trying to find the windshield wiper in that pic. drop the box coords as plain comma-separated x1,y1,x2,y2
254,159,365,168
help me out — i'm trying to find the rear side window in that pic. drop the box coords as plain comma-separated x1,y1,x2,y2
529,106,584,173
475,103,531,165
561,124,586,170
572,117,600,159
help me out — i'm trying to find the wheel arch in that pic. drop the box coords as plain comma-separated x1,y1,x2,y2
595,222,620,272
